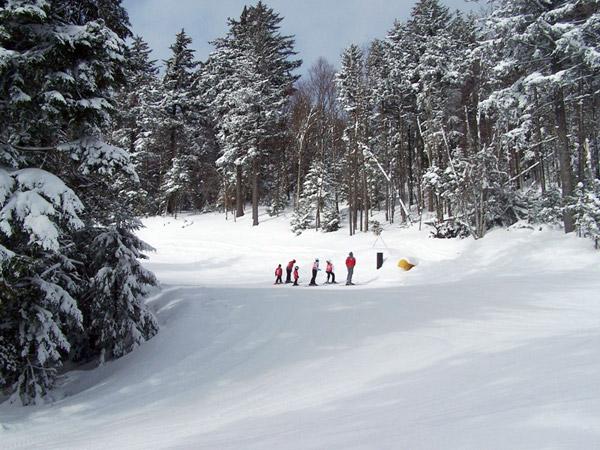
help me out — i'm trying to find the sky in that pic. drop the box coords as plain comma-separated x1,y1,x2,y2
122,0,479,76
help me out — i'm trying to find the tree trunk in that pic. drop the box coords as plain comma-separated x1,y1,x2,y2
554,85,575,233
347,165,354,236
296,145,302,210
577,72,587,185
252,158,259,226
362,166,368,232
236,164,244,218
353,159,359,233
533,87,547,193
593,94,600,179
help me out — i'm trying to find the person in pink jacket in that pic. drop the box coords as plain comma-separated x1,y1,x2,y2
325,260,336,284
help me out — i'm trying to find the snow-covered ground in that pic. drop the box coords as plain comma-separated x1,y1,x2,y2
2,209,600,449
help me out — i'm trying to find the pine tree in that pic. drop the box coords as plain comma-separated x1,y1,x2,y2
295,159,339,232
0,0,158,403
207,2,301,225
158,29,203,215
80,214,159,362
571,180,600,248
111,35,161,214
366,38,404,223
336,44,370,235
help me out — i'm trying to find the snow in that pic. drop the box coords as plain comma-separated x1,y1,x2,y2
2,209,600,449
0,168,83,250
43,91,67,104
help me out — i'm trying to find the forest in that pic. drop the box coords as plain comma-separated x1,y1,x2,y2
1,0,599,404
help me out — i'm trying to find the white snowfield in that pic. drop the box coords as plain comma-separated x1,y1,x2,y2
2,211,600,449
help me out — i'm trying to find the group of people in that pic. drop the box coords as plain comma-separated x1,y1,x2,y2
274,252,356,286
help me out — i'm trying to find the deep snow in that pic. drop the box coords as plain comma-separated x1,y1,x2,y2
2,210,600,449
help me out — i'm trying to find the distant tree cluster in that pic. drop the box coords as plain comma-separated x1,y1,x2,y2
2,0,600,404
112,0,600,244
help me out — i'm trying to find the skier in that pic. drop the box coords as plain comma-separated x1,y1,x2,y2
293,265,300,286
345,252,356,285
309,258,320,286
285,259,296,283
274,264,283,284
325,260,336,284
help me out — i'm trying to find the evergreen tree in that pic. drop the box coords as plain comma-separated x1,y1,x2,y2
111,35,161,214
0,0,158,403
207,1,301,225
336,44,370,235
294,159,339,232
159,29,202,215
80,214,159,362
571,180,600,248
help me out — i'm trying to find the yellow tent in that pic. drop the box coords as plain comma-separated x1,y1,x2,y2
397,259,415,271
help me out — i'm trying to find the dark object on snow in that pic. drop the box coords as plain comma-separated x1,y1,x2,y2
377,252,383,270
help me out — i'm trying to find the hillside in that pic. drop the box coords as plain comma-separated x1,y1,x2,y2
2,211,600,449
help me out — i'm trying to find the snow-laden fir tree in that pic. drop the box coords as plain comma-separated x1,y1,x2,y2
407,0,455,220
365,38,408,224
336,44,371,235
571,180,600,248
158,29,206,215
0,0,158,404
80,213,159,362
0,167,85,403
292,159,339,233
111,35,162,214
206,1,301,226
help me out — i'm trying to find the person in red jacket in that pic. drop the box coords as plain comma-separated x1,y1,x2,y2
345,252,356,285
274,264,283,284
285,259,296,283
325,260,336,284
293,265,300,286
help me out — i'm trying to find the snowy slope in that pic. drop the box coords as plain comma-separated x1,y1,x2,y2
2,210,600,449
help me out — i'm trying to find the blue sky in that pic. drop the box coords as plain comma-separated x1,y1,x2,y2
122,0,480,75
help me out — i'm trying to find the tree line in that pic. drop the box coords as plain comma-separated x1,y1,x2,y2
1,0,599,404
115,0,600,241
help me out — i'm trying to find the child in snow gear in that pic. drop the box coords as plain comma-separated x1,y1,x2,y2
275,264,283,284
286,259,296,283
310,258,320,286
326,260,336,284
293,266,299,286
346,252,356,285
